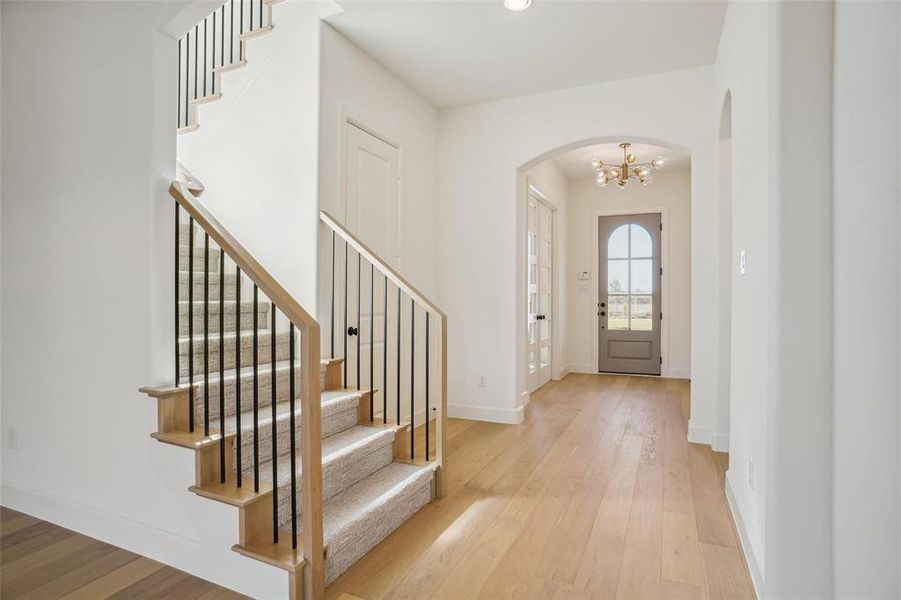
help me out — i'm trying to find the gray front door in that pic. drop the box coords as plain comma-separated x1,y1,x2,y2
598,213,662,375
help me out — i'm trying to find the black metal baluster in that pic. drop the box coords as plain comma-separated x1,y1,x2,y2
189,220,195,432
230,0,235,63
259,0,263,30
289,324,297,549
410,299,415,459
220,5,225,69
203,19,209,97
194,25,199,100
369,263,374,421
356,252,361,391
383,274,388,424
396,287,401,425
240,0,244,36
343,241,348,387
219,248,225,482
211,12,216,95
204,234,210,436
426,312,430,460
175,205,180,385
253,284,259,492
331,231,335,358
270,307,278,543
177,39,182,128
184,31,190,126
236,266,242,486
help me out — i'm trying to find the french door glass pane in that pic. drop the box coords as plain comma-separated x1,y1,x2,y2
608,295,629,330
608,259,628,294
608,225,629,258
630,224,652,258
630,259,653,293
630,295,653,331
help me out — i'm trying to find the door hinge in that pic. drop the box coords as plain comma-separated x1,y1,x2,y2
659,356,663,365
660,312,663,321
659,267,663,276
659,223,663,231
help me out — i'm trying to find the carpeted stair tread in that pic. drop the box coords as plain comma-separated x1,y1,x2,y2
256,426,396,521
319,461,434,583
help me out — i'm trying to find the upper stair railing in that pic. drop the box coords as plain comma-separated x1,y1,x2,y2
168,165,324,598
320,211,447,496
176,0,274,131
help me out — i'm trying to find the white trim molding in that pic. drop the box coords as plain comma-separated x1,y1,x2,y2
725,471,764,598
448,402,524,424
687,419,712,445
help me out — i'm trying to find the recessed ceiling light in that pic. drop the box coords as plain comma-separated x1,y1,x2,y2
504,0,532,11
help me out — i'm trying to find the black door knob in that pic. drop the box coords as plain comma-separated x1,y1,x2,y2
600,302,606,308
347,326,358,336
600,311,606,317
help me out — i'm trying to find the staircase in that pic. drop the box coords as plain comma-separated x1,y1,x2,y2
140,4,447,594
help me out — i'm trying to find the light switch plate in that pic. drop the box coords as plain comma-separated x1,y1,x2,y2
739,250,747,275
578,270,591,281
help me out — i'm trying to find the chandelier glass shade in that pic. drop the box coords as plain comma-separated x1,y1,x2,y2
593,143,665,189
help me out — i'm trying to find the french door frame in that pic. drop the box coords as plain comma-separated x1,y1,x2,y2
591,206,671,377
526,185,556,393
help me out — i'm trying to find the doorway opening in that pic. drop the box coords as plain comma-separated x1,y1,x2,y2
715,92,733,452
519,137,692,401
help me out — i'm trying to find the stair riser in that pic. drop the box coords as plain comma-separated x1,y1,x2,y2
179,252,221,273
178,274,238,301
179,331,291,378
191,366,333,422
232,404,359,469
178,303,269,335
272,442,394,530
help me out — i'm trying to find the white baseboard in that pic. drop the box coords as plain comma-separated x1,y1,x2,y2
662,367,691,379
725,471,764,598
0,481,286,598
552,365,570,380
568,364,597,374
712,431,730,453
687,420,712,445
448,402,523,424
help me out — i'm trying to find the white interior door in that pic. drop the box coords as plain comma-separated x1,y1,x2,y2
527,192,553,392
343,123,400,404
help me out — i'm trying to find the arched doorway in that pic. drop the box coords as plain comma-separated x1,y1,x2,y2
716,91,733,452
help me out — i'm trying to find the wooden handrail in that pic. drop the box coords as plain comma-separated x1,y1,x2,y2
176,161,205,196
319,210,447,319
320,209,447,498
170,178,324,599
171,181,318,330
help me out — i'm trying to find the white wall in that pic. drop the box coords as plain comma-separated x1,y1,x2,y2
713,1,771,588
524,160,569,387
318,22,440,426
177,1,322,312
0,2,287,596
832,1,900,597
565,169,691,379
319,22,439,300
437,68,717,426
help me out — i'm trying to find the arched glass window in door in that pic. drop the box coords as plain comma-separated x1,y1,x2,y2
607,223,653,331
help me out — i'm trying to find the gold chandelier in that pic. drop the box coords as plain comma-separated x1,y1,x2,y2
592,143,665,189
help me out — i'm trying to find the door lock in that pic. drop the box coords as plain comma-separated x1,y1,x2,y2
347,326,358,336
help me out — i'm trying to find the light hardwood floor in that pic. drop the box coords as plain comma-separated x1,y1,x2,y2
0,508,248,599
327,374,756,600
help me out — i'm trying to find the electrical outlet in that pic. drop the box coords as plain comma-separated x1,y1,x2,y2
8,426,18,450
478,375,487,388
748,458,755,490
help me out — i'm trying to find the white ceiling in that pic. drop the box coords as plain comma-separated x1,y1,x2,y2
327,0,727,109
552,142,690,180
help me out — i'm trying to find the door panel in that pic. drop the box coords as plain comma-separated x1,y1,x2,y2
527,192,553,392
343,123,400,402
598,213,662,375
